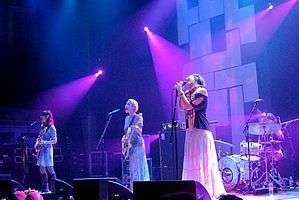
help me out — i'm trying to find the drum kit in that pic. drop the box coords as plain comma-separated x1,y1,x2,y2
218,113,290,193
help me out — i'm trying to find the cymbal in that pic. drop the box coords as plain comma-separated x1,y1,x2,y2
248,122,281,135
260,140,283,144
214,140,235,148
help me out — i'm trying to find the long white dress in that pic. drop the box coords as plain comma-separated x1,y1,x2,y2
124,114,150,190
181,88,226,199
182,128,226,199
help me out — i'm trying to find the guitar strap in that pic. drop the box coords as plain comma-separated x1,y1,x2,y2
127,114,136,129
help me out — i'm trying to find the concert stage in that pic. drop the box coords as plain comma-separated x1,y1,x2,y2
240,188,299,200
1,0,299,200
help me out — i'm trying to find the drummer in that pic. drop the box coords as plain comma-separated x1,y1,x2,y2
259,113,284,161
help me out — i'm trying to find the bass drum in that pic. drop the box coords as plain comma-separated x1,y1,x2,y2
219,155,249,192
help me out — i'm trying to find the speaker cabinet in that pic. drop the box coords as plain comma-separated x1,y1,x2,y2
0,180,12,200
133,180,211,200
0,179,24,199
159,130,185,180
74,178,132,200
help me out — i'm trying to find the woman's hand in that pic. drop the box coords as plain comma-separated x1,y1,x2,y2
175,82,184,94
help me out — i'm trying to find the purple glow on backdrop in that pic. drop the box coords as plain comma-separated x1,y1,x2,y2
205,0,297,72
143,134,160,155
30,74,98,124
139,0,176,31
146,30,189,117
256,0,297,51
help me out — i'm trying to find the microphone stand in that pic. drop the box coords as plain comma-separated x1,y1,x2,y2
96,114,113,151
170,89,179,180
243,101,259,194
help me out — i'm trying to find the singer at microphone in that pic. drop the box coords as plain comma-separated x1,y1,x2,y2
175,80,187,94
175,73,226,195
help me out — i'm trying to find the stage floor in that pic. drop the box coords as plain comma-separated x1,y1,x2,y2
239,188,299,200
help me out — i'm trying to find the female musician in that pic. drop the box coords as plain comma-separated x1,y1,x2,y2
122,99,150,190
176,74,226,199
34,110,57,193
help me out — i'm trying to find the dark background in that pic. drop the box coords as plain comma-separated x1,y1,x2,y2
0,0,177,145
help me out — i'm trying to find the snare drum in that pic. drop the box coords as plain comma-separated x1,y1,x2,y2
219,155,250,191
240,141,262,161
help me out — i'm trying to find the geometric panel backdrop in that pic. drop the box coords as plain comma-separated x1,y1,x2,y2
177,0,259,151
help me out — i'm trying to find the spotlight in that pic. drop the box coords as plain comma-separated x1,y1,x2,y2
95,70,103,77
144,26,149,33
268,2,274,10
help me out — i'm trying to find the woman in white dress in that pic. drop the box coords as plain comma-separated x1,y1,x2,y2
176,74,226,199
122,99,150,190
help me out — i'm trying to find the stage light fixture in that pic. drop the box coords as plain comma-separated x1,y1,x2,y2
144,26,149,33
95,70,103,77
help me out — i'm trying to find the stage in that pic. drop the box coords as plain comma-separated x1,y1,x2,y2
1,0,299,199
240,188,299,200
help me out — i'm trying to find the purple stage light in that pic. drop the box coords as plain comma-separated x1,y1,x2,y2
95,69,103,77
30,74,98,124
144,26,149,33
268,3,274,10
145,31,189,117
255,0,297,53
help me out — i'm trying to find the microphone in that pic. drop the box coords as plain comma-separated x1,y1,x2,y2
30,121,39,127
108,108,120,116
254,98,263,103
179,81,187,86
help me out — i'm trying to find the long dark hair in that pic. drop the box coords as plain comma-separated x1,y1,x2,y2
192,74,206,87
41,110,54,127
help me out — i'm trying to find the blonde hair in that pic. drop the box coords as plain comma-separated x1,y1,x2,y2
127,99,139,112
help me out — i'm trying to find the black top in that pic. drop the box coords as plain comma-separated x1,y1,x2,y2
185,89,210,130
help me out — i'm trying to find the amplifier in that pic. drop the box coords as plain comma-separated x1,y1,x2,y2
89,151,108,177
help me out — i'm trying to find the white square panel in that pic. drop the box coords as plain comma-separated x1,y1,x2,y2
189,20,213,59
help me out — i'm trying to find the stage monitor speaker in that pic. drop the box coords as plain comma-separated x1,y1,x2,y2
74,177,132,200
0,180,12,199
0,179,24,200
55,178,74,199
133,180,211,200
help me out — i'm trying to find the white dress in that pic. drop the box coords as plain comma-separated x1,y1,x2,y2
124,114,150,190
182,128,226,199
181,89,226,199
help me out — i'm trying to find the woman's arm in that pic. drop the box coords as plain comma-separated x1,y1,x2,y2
177,85,207,110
